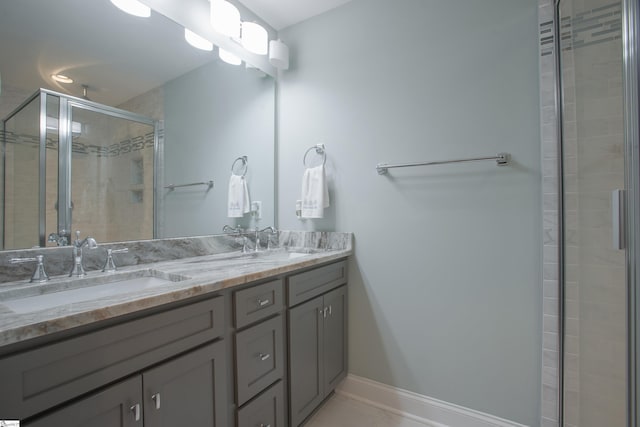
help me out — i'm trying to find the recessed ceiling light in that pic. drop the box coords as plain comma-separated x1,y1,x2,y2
51,74,73,84
109,0,151,18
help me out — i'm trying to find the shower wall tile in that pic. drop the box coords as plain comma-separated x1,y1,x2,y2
539,0,560,423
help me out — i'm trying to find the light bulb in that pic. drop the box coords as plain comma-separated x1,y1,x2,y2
219,48,242,65
241,22,268,55
184,29,213,51
109,0,151,18
210,0,240,39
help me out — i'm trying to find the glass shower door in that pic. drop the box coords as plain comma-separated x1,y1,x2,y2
66,104,156,243
558,0,628,425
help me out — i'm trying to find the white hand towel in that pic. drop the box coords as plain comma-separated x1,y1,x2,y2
228,174,250,218
301,165,329,218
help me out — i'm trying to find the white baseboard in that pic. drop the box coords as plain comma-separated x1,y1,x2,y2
335,374,528,427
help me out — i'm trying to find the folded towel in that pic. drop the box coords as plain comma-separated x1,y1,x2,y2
301,165,329,218
228,174,250,217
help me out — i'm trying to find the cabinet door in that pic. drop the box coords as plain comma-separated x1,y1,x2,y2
24,376,142,427
323,286,347,394
143,340,227,427
288,295,324,427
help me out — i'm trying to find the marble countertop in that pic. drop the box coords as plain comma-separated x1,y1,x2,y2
0,246,351,349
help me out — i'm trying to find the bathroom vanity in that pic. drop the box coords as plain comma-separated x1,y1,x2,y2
0,232,351,427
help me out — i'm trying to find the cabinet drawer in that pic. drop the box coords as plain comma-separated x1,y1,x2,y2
235,314,284,406
287,260,347,307
0,296,224,420
234,279,283,329
237,381,285,427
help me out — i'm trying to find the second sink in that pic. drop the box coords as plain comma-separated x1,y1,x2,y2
1,269,191,314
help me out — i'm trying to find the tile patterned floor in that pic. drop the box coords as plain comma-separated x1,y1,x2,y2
304,394,430,427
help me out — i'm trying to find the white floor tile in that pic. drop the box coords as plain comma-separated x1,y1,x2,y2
304,394,430,427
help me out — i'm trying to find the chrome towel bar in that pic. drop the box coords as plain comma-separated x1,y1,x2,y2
376,153,510,175
164,180,214,190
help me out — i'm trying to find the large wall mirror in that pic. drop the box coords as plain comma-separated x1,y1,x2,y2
0,0,276,250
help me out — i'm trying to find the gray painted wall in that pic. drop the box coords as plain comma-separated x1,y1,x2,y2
277,0,541,425
163,61,275,237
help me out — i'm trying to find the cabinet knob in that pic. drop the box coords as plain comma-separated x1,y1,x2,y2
152,392,161,409
130,403,141,421
259,353,271,361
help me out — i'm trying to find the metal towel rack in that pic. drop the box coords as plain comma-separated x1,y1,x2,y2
376,153,510,175
303,144,326,168
164,181,214,190
231,156,248,177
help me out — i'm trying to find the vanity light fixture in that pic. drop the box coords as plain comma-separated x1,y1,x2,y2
109,0,151,17
184,28,213,51
210,0,241,39
241,22,268,55
219,48,242,65
269,39,289,70
51,74,74,84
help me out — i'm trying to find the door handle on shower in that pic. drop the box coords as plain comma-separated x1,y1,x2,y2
612,189,625,250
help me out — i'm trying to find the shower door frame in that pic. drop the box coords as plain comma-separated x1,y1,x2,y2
553,0,640,424
55,91,160,244
1,88,160,247
623,0,640,425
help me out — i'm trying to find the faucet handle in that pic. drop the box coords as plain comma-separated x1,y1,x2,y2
102,248,129,272
10,255,49,283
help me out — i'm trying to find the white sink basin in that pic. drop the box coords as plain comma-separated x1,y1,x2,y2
2,269,190,314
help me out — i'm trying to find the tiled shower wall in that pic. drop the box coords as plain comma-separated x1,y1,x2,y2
539,2,561,426
538,1,626,426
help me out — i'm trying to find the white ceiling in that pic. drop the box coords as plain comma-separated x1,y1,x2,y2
238,0,353,30
0,0,352,110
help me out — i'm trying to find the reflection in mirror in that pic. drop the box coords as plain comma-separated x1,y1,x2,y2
0,0,275,250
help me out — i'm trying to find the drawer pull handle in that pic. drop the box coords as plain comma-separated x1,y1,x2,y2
259,353,271,361
152,392,161,410
257,298,270,307
130,403,141,421
260,424,271,427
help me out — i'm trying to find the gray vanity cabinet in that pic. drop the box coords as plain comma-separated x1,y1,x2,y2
233,279,286,427
24,376,141,427
24,341,227,427
287,261,348,427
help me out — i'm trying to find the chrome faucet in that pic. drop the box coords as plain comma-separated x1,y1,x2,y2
10,255,50,283
70,231,98,277
223,225,249,253
48,229,71,246
254,226,277,251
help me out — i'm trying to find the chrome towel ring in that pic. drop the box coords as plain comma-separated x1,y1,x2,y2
303,144,326,168
232,156,248,177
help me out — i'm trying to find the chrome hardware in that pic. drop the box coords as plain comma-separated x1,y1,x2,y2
164,180,213,191
376,152,511,175
151,393,161,410
48,229,70,246
260,226,277,250
254,227,261,252
69,230,98,277
328,305,332,316
130,403,141,421
259,353,271,361
257,298,270,307
10,255,49,283
102,247,129,272
322,307,328,318
223,225,249,252
612,189,626,250
303,143,326,167
231,156,248,177
259,424,271,427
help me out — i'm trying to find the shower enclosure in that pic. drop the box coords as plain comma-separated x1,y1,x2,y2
0,89,158,250
552,0,640,424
